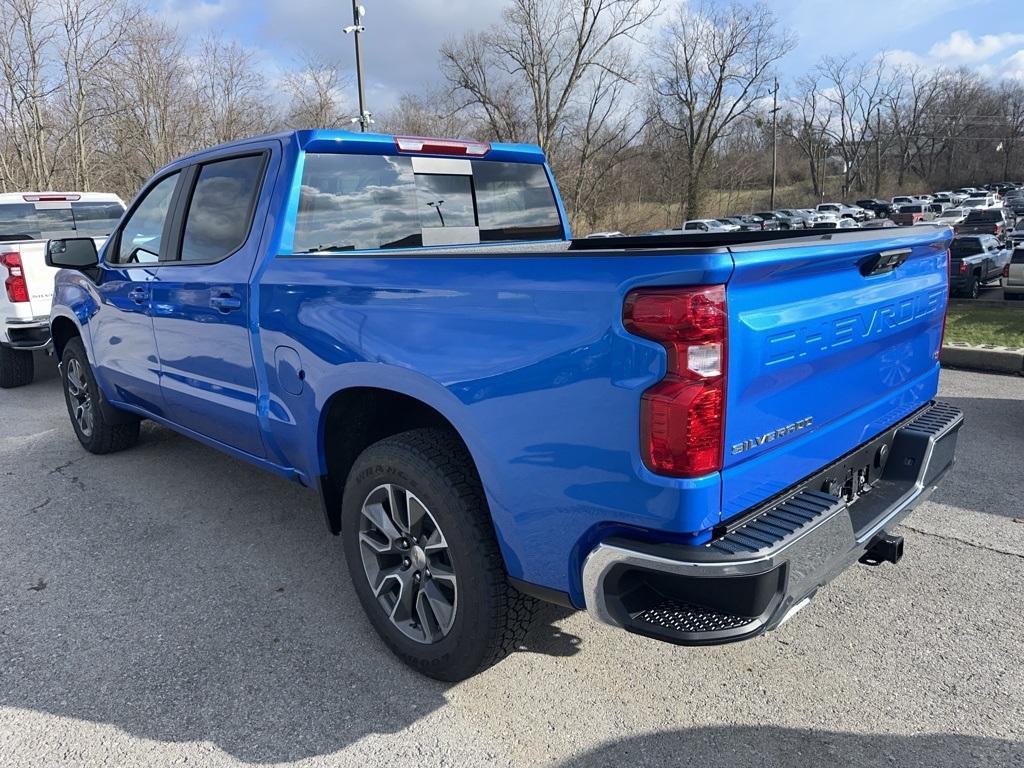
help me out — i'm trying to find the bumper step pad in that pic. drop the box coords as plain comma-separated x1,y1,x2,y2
634,600,754,634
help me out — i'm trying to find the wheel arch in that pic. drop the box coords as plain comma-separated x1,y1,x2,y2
317,386,486,536
50,313,83,361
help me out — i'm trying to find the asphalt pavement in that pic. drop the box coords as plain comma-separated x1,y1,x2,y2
0,354,1021,767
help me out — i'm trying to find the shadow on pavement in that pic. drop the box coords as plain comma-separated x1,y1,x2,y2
558,725,1022,768
0,412,581,763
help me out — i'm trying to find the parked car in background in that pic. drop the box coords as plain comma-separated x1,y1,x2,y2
0,191,125,387
736,214,778,230
841,203,872,222
813,215,860,230
949,234,1011,298
934,208,968,230
1003,190,1024,216
776,209,817,227
683,219,730,233
754,210,803,229
961,196,996,210
585,231,625,238
1003,247,1024,300
891,195,919,207
957,208,1016,244
816,202,861,220
855,199,892,218
717,217,758,232
1009,220,1024,247
892,203,934,226
43,129,962,680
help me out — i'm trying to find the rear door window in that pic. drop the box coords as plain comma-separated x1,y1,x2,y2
179,154,265,263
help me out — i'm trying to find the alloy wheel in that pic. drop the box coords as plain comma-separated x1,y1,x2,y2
65,358,93,437
358,483,457,644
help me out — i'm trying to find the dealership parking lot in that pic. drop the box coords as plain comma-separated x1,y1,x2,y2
0,357,1021,768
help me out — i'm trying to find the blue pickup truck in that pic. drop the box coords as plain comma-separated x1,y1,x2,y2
46,130,963,680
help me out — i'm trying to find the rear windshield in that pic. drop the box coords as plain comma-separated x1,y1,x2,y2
900,205,924,213
0,200,124,240
1012,249,1024,264
964,209,1002,222
292,153,563,253
951,239,983,257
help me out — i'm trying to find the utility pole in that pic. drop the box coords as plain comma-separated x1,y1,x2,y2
769,78,779,209
344,1,371,131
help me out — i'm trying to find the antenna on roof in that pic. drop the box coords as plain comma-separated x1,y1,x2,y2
344,1,372,132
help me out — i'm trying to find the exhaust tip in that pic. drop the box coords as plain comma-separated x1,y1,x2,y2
859,532,904,566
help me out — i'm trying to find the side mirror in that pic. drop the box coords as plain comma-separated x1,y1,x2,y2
46,237,98,270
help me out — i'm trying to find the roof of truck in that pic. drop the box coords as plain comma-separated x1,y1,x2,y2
173,129,548,167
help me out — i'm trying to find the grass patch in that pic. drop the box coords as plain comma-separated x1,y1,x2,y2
945,302,1024,347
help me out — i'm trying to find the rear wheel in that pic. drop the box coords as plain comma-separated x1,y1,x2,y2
341,428,537,681
967,276,980,299
61,337,140,454
0,345,33,388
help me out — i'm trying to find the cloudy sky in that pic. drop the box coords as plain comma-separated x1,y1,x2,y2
151,0,1024,114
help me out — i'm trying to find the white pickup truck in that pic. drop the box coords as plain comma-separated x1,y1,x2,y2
0,192,125,387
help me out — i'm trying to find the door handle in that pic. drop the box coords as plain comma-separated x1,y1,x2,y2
210,293,242,312
129,287,148,304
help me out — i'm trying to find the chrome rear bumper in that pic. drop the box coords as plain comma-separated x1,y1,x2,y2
582,402,964,645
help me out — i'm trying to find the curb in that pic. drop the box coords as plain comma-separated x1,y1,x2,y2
940,343,1024,375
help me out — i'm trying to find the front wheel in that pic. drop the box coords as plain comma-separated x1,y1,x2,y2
61,337,140,454
341,428,537,681
0,345,33,388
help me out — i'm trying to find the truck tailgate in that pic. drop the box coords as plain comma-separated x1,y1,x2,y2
720,227,950,519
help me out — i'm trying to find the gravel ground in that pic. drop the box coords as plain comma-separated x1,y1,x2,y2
0,356,1021,768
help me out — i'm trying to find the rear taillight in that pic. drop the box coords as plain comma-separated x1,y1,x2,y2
960,262,969,275
1,251,29,303
994,225,1001,234
623,286,727,477
1004,263,1011,278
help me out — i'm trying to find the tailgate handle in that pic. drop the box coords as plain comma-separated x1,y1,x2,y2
860,248,912,277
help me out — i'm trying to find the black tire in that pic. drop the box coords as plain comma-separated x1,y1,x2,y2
0,345,33,388
967,276,979,299
341,427,537,681
61,337,140,454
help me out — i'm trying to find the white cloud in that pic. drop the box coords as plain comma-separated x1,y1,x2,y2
928,30,1024,63
155,0,233,28
1003,50,1024,82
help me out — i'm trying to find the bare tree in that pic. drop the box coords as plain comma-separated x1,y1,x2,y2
0,0,61,189
649,1,794,218
280,56,348,129
56,0,137,190
814,54,893,196
195,36,274,145
997,81,1024,181
441,0,657,161
378,88,472,138
886,64,942,187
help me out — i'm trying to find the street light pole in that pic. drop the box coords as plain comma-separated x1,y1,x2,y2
344,1,371,131
769,77,779,210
